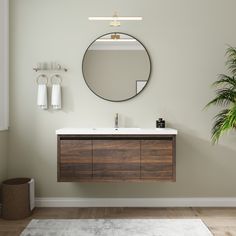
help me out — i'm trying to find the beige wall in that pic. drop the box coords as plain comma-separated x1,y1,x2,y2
8,0,236,198
0,132,8,182
0,0,8,184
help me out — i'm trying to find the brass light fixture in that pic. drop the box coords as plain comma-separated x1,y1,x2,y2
88,12,143,27
109,12,121,27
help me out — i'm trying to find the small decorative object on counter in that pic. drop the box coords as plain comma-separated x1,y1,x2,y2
156,118,165,128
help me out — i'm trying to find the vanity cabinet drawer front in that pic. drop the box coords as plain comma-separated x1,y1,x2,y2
141,140,173,180
59,140,92,180
93,140,140,180
58,135,176,182
60,140,91,160
60,164,74,177
60,164,92,179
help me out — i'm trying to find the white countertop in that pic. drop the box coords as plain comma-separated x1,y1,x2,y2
56,128,178,135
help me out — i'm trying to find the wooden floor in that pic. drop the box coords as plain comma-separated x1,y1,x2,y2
0,207,236,235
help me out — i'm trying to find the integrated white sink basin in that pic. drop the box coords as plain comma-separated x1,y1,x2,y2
56,128,178,135
93,128,141,131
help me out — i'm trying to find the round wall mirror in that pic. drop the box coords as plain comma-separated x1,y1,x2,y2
82,32,151,102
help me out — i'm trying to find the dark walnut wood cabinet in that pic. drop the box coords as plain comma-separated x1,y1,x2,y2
57,135,176,182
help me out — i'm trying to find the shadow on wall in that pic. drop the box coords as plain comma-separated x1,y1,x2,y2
176,130,236,196
69,129,236,198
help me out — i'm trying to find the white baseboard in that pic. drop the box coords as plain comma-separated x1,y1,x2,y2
1,198,236,209
35,197,236,208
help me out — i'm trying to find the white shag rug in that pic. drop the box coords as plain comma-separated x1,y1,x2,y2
20,219,213,236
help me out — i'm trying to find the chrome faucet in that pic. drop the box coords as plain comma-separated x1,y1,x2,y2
115,113,119,129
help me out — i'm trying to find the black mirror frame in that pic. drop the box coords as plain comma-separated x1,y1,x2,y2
82,32,152,102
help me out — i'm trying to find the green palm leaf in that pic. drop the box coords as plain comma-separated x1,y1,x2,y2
212,74,236,88
205,88,236,107
206,46,236,143
211,105,236,143
226,46,236,76
211,109,229,143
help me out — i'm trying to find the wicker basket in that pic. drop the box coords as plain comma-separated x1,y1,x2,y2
2,178,32,220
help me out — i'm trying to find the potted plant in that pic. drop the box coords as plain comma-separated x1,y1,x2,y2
206,46,236,143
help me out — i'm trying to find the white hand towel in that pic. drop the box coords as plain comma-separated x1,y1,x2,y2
51,84,61,110
37,84,48,109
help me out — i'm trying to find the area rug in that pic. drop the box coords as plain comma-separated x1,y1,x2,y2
20,219,213,236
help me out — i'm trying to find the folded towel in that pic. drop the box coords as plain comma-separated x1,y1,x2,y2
37,84,48,109
51,84,61,110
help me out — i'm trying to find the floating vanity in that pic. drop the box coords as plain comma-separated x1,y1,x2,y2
56,128,177,182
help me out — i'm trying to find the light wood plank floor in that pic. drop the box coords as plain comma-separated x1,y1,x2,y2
0,207,236,235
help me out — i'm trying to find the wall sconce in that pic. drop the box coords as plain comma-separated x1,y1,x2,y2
88,12,143,27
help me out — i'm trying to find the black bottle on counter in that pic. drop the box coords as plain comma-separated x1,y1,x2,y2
156,118,165,128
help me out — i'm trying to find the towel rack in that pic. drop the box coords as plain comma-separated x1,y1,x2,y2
33,62,68,72
33,67,68,72
50,74,62,85
36,74,48,85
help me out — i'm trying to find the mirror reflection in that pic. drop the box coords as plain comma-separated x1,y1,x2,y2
82,33,151,102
